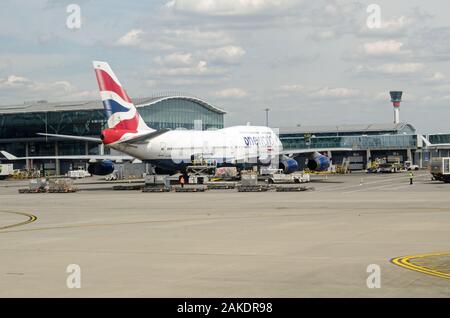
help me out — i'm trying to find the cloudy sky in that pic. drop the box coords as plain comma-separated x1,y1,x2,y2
1,0,450,133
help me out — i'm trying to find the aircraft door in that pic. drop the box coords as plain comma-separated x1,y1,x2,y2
159,142,166,157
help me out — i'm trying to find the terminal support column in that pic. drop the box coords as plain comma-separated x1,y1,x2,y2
55,141,60,176
25,142,30,171
366,149,371,169
418,150,423,168
407,148,412,163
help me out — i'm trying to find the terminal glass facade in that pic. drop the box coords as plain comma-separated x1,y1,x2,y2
280,135,417,150
138,99,223,130
429,134,450,144
0,109,106,139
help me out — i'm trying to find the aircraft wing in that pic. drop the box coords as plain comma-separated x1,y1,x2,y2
280,148,353,156
37,133,102,143
121,128,170,144
0,151,133,162
38,129,170,145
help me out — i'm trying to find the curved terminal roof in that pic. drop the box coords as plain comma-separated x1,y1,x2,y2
134,95,226,114
279,123,416,135
0,94,226,115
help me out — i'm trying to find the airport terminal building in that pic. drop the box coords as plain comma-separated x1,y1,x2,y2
279,123,450,170
0,94,225,174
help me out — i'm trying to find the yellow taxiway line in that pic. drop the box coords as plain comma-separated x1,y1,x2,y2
391,252,450,280
0,211,37,231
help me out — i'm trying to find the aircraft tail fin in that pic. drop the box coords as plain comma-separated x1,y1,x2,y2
93,61,153,132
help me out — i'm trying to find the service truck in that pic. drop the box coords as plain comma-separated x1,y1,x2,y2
404,161,419,171
266,169,310,184
378,162,402,173
430,157,450,183
0,164,13,180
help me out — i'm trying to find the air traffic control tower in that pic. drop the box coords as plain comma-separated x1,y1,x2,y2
390,91,403,124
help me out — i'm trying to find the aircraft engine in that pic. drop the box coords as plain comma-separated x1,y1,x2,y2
280,157,299,174
307,153,330,172
88,160,114,176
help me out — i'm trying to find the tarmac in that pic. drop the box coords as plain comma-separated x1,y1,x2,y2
0,171,449,297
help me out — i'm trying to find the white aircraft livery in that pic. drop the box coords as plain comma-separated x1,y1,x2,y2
0,61,351,176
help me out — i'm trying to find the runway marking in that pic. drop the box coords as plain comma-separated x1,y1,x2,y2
316,174,409,192
0,211,37,230
391,252,450,280
340,173,430,194
0,213,323,234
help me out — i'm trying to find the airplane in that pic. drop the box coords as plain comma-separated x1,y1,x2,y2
0,61,351,177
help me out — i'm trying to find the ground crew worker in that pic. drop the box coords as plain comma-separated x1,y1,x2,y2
180,176,185,188
409,171,414,185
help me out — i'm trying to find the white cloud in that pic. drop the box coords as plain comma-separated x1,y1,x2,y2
31,80,73,93
149,46,245,80
145,76,230,88
280,84,306,92
413,27,450,61
280,84,360,99
358,15,412,37
356,63,425,75
116,29,144,47
150,47,245,80
432,84,450,93
65,90,99,100
165,0,299,16
311,87,360,98
0,75,73,93
0,60,11,74
345,40,411,61
373,91,389,101
206,46,246,64
214,88,248,98
116,28,235,52
154,52,194,67
381,16,411,31
0,74,96,101
424,72,445,83
360,40,407,56
421,96,433,102
307,0,364,41
151,60,226,77
163,29,234,47
0,75,30,88
312,29,337,41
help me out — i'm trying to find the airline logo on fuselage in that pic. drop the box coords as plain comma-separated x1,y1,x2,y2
243,136,273,146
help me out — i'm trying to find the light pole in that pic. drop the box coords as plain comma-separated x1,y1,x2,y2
264,108,270,127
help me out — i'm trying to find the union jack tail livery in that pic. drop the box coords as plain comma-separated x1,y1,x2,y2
93,61,154,144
